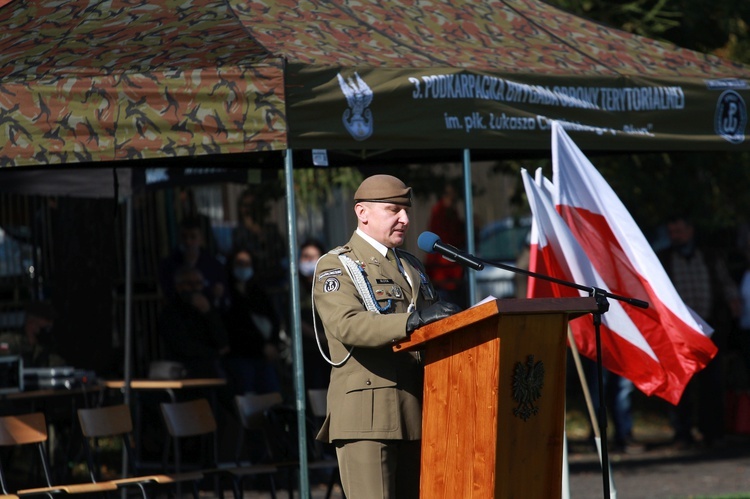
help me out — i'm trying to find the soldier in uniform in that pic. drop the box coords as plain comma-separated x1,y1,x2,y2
312,174,462,499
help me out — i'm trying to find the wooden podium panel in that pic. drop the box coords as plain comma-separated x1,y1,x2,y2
394,297,597,499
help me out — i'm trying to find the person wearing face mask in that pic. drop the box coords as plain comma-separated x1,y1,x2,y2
298,238,331,391
221,249,282,395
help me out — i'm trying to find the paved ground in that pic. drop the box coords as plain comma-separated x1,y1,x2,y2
204,387,750,498
566,433,750,499
212,433,750,498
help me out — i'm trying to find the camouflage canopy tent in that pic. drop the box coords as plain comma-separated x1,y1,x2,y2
1,0,750,167
2,1,750,494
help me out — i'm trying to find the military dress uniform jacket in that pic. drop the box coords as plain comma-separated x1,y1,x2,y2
313,232,438,443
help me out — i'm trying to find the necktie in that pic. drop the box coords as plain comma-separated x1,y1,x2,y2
388,249,408,281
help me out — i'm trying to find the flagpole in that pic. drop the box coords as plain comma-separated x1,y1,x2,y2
473,251,643,499
568,327,618,498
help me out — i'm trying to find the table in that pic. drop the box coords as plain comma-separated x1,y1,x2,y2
104,378,227,401
0,385,102,405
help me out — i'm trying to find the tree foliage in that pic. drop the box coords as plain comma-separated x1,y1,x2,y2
551,0,750,63
285,167,364,215
505,0,750,241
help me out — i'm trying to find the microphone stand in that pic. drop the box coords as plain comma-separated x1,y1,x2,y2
473,255,649,499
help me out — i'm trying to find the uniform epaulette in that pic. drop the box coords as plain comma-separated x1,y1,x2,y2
329,245,351,255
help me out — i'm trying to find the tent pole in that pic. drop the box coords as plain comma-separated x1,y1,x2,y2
284,148,310,498
463,149,478,305
123,193,133,480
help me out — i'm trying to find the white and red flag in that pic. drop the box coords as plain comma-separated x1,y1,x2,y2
522,169,673,401
545,121,717,404
526,168,556,299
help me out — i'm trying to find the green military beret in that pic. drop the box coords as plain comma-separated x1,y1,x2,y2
354,174,412,207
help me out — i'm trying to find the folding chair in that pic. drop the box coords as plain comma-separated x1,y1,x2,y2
159,398,277,499
234,393,288,495
235,392,342,499
77,404,203,498
0,412,117,497
306,389,343,499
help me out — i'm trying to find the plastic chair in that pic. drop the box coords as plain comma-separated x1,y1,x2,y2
0,411,118,497
159,398,277,499
77,404,203,498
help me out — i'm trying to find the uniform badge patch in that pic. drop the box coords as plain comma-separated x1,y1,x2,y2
323,277,340,292
318,269,343,281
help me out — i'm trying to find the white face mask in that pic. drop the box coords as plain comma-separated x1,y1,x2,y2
233,266,254,282
299,261,317,277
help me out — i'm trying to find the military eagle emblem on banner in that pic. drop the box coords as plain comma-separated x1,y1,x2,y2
337,72,374,141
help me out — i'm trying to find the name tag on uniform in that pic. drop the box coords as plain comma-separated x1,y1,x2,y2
376,278,394,284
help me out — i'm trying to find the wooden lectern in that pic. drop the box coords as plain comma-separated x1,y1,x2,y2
393,297,598,499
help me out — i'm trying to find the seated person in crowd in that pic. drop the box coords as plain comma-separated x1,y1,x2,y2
0,301,66,368
157,266,229,380
158,216,228,310
222,249,282,395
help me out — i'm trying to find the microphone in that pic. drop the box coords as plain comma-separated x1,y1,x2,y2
417,231,484,271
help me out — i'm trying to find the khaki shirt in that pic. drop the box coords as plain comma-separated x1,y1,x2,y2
313,232,437,442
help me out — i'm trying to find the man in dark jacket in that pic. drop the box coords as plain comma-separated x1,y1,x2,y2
658,215,740,448
158,266,229,379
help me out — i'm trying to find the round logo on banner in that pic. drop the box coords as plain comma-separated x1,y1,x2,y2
715,90,747,144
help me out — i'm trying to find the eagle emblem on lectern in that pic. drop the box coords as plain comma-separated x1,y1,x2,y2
512,355,545,421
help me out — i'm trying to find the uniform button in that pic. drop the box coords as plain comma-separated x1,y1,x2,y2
365,380,371,385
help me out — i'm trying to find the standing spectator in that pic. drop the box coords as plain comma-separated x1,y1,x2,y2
298,238,330,390
231,188,289,331
424,181,467,307
175,186,219,257
231,188,287,286
222,249,282,395
658,215,741,448
584,359,644,454
157,266,229,379
158,216,228,309
734,231,750,383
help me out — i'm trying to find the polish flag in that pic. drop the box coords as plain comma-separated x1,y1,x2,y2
526,169,556,299
551,121,717,405
522,169,672,401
